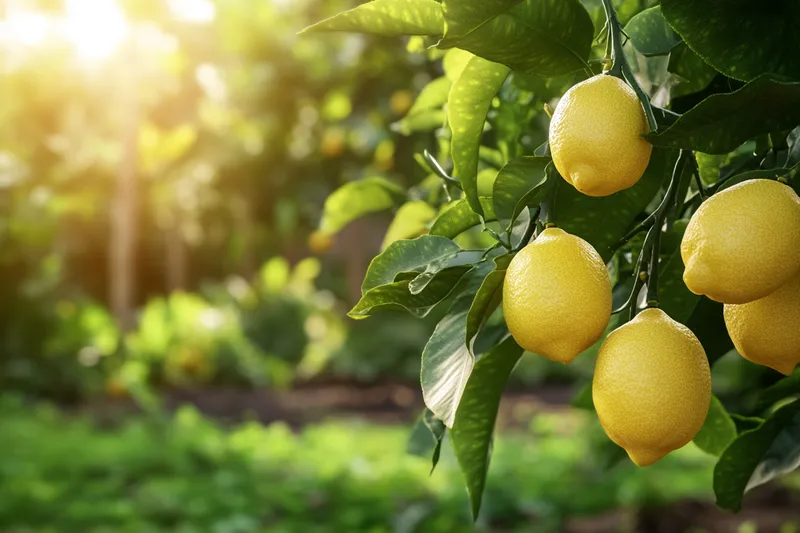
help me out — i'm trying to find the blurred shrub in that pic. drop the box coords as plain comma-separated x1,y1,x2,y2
0,396,722,533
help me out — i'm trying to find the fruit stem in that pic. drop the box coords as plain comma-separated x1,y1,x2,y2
540,165,560,228
644,150,690,307
600,0,658,133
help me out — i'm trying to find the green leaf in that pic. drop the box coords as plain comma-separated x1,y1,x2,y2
647,77,800,155
451,336,524,520
731,414,765,434
430,200,484,238
301,0,445,36
439,0,594,77
557,147,675,262
410,250,484,295
668,43,717,99
716,164,800,193
362,235,460,293
393,109,447,135
320,178,406,235
442,0,522,41
407,409,447,474
381,201,438,250
659,248,700,324
694,396,737,456
449,55,511,216
624,6,681,57
407,76,452,116
661,0,800,82
755,370,800,413
465,254,512,353
421,262,492,426
686,297,734,366
715,399,800,511
349,267,470,319
491,156,550,229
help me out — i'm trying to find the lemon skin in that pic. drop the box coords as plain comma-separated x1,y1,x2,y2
502,227,612,363
681,179,800,304
724,270,800,376
593,308,711,467
549,74,652,197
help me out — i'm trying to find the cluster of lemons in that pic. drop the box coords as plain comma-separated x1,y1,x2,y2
503,74,800,466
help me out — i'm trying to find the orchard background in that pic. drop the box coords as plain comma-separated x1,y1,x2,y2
1,0,799,532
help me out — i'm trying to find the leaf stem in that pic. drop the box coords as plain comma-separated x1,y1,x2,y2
540,166,560,228
423,150,462,190
600,0,658,133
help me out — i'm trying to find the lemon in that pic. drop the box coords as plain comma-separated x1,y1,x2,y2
593,308,711,466
549,74,652,197
502,227,611,363
681,179,800,304
724,270,800,376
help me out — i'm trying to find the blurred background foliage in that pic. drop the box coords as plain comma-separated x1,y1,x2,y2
0,0,798,532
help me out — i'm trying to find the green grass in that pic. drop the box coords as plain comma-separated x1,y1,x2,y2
0,396,717,533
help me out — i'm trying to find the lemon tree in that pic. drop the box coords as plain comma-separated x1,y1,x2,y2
304,0,800,516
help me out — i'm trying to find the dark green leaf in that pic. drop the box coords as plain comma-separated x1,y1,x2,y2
659,249,700,324
715,400,800,511
716,164,800,192
557,147,675,262
302,0,445,36
686,297,734,366
491,156,550,229
731,414,765,434
572,382,594,411
430,200,484,238
625,6,681,57
465,254,512,353
349,266,471,319
439,0,594,77
661,0,800,82
647,77,800,154
449,55,511,216
362,235,460,293
668,43,717,98
755,371,800,413
320,178,406,235
407,409,447,474
421,262,493,426
451,336,524,519
694,396,737,456
410,250,485,295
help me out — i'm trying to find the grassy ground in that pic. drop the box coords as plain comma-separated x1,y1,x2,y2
0,394,733,533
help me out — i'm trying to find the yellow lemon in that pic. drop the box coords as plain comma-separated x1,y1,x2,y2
681,179,800,304
549,74,652,197
724,271,800,376
593,308,711,466
502,227,611,363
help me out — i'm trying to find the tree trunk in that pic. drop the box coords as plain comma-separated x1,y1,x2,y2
109,45,138,331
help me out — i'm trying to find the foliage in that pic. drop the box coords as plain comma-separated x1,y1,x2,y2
304,0,800,517
0,396,728,533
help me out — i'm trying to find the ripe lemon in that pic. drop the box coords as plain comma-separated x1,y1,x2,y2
724,271,800,376
681,179,800,304
549,74,652,197
502,227,611,363
593,308,711,467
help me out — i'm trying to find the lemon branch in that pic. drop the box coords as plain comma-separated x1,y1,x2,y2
600,0,658,133
613,151,689,316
